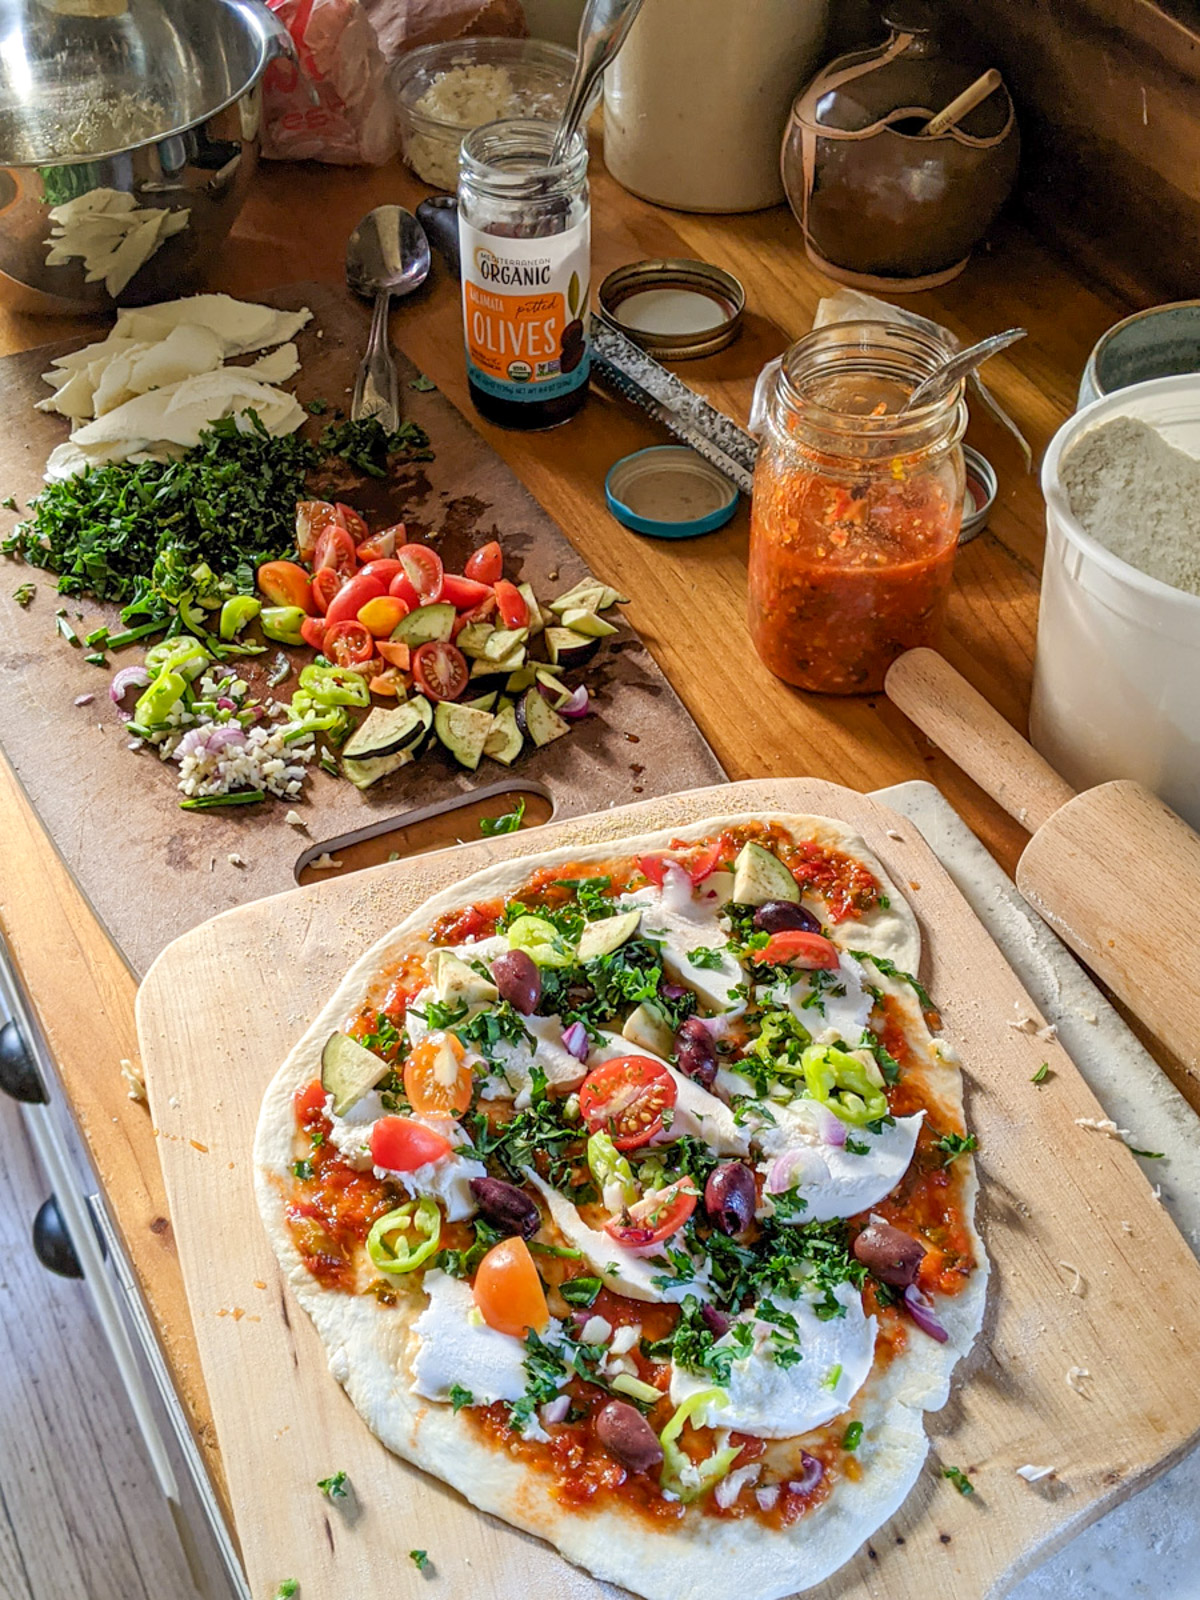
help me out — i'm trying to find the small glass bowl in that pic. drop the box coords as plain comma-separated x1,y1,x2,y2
391,37,590,192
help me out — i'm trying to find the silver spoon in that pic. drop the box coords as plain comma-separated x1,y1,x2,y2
901,327,1027,412
346,206,431,432
550,0,647,166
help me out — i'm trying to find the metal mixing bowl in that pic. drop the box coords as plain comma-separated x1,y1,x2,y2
0,0,290,313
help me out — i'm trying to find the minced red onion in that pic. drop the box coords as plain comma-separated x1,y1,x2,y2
561,1021,589,1061
110,665,150,719
216,696,236,711
903,1284,949,1343
540,1395,570,1425
73,693,94,707
699,1302,731,1338
173,726,211,759
558,684,590,719
661,983,688,1000
205,725,247,753
813,1104,848,1148
765,1146,825,1196
788,1453,824,1496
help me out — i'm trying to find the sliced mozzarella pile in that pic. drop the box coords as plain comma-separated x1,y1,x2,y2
525,1171,712,1305
45,188,190,298
668,1282,877,1438
411,1270,547,1407
754,1099,923,1224
38,292,312,478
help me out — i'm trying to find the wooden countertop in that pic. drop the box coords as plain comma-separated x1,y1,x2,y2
0,148,1133,1516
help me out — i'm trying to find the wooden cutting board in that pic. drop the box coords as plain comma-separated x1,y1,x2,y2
135,777,1200,1600
0,282,723,977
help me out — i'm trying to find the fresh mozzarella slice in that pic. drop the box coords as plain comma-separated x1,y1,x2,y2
638,863,744,1012
70,370,305,452
126,323,225,393
669,1282,876,1438
589,1032,748,1156
46,334,145,376
411,1270,536,1406
525,1171,711,1305
784,953,874,1044
35,367,97,420
754,1100,923,1223
104,211,167,296
241,342,301,385
115,293,313,356
49,189,137,224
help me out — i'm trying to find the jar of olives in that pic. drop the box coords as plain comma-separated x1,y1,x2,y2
458,118,591,430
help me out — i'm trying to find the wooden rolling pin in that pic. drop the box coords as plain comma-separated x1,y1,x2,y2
886,648,1200,1075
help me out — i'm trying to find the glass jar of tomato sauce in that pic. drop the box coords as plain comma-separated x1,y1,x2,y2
748,323,966,694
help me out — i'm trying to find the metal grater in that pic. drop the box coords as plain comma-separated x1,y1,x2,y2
590,316,758,495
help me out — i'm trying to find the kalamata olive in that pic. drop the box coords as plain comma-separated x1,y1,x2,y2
852,1219,926,1286
704,1162,757,1236
468,1176,540,1240
594,1400,664,1474
700,1302,732,1338
673,1016,717,1089
490,948,541,1014
753,900,821,935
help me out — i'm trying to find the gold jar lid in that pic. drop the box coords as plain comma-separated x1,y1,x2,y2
598,259,745,361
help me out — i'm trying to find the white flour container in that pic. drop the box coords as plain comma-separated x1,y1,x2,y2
1034,374,1200,830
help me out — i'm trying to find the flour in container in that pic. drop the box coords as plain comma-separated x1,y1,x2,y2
1061,415,1200,596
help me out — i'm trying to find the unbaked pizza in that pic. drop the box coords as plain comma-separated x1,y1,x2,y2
255,815,986,1599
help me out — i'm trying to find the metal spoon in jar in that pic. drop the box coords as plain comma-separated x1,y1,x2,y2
346,206,431,431
900,327,1027,412
550,0,648,166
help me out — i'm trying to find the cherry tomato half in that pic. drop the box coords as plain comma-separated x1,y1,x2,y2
369,667,407,698
440,573,494,610
404,1032,473,1117
751,930,840,970
310,566,345,616
299,615,328,651
412,639,468,702
294,1078,327,1126
604,1179,698,1252
257,559,313,614
322,620,375,666
357,558,403,586
295,501,340,564
579,1055,678,1151
638,854,667,888
397,543,444,603
324,573,385,627
357,594,410,638
388,570,421,609
451,594,498,638
375,639,411,670
336,502,368,544
494,579,529,630
357,531,396,562
465,540,503,585
473,1237,549,1337
314,522,357,580
369,1115,453,1173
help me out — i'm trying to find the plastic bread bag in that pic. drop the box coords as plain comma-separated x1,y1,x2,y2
750,288,1033,470
364,0,526,62
262,0,398,166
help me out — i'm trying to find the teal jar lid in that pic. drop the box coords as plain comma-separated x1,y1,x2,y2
605,445,739,539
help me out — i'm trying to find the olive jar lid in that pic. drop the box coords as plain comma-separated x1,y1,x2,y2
605,445,739,540
598,259,745,362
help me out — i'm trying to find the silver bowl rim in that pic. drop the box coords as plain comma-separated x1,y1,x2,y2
0,5,288,170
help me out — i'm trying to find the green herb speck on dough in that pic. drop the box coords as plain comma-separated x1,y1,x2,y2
316,1470,348,1500
12,581,35,606
409,1549,430,1572
943,1465,975,1496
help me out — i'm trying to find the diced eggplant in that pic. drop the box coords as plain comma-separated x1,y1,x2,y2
466,691,498,711
433,701,494,769
577,908,641,962
622,1001,674,1058
471,647,525,679
518,582,544,635
534,667,572,708
342,699,433,761
321,1031,390,1117
341,746,415,790
516,686,569,747
545,626,598,669
483,626,529,662
428,949,498,1005
505,665,537,693
483,700,524,766
391,603,456,647
456,623,497,659
731,841,800,906
550,577,628,615
560,607,617,639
